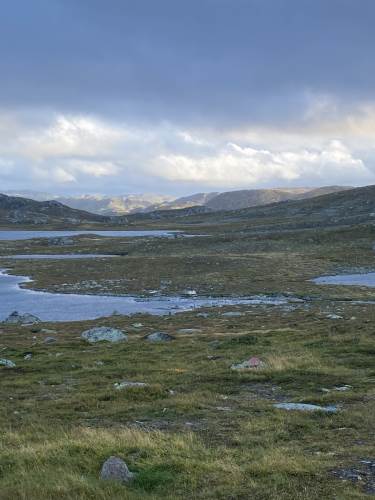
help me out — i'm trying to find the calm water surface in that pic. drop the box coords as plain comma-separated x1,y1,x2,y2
313,273,375,287
0,269,290,322
0,230,178,241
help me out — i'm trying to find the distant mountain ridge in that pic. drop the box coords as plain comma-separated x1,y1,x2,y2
4,186,352,215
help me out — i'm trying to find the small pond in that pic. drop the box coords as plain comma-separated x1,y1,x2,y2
0,269,291,322
313,273,375,287
0,230,179,241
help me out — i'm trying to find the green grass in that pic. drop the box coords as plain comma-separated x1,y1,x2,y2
0,220,374,498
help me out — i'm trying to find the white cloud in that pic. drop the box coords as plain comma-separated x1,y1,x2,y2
17,115,125,160
153,140,370,187
0,108,374,191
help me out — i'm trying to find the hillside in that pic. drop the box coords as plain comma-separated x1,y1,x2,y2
214,184,375,230
205,186,351,211
0,194,110,226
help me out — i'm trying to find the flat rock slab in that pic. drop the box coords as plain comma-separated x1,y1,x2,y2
274,402,338,413
81,326,128,343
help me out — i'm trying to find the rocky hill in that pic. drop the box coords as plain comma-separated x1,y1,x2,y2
0,194,110,226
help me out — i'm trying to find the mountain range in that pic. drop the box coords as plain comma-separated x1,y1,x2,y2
0,184,371,228
4,186,351,215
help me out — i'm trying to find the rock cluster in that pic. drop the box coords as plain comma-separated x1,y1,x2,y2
4,311,41,325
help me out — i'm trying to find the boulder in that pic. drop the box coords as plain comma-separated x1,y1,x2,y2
4,311,41,325
144,331,174,342
0,358,16,368
81,327,128,343
100,456,135,483
43,336,57,344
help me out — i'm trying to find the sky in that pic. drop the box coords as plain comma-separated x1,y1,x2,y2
1,0,375,196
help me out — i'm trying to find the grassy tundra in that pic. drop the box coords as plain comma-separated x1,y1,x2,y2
0,194,374,498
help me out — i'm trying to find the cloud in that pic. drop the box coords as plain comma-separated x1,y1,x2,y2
153,140,371,188
0,109,374,193
16,115,125,160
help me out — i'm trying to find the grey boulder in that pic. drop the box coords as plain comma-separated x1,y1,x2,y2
144,331,174,342
100,456,135,483
0,358,16,368
4,311,41,325
81,327,128,343
44,336,57,344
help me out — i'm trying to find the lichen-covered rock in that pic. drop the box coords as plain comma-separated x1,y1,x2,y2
144,331,174,342
4,311,41,325
81,326,127,343
0,358,16,368
100,456,135,483
231,357,266,370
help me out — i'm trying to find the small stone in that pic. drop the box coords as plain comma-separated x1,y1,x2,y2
209,340,222,349
41,328,57,334
100,456,135,483
144,331,174,342
44,337,57,344
0,358,16,368
4,311,41,325
334,385,352,391
24,353,32,360
326,313,343,320
196,312,209,318
222,311,244,317
131,323,143,328
177,328,202,334
114,381,149,390
81,326,128,343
